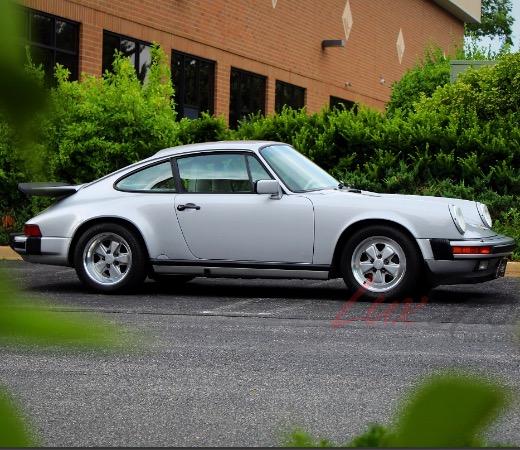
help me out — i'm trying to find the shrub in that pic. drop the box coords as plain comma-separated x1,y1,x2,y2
177,113,229,144
0,47,518,259
44,45,179,184
387,48,451,116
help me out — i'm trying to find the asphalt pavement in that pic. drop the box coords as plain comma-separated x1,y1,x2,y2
1,260,520,446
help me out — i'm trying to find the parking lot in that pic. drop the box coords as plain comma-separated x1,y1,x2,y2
1,260,520,446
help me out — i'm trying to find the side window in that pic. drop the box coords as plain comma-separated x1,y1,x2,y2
247,155,272,183
116,161,176,192
177,153,252,193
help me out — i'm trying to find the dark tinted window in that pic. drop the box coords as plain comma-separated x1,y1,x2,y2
229,68,266,129
172,51,215,119
116,161,176,192
55,20,78,52
275,80,305,112
102,31,152,82
177,154,253,193
22,8,79,85
330,96,357,112
30,13,52,46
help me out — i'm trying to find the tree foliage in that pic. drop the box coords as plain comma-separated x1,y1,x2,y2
386,49,451,116
465,0,515,45
44,45,179,184
1,45,519,258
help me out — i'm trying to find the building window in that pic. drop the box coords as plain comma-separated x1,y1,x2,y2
330,96,357,111
171,50,215,119
102,31,152,82
275,80,305,113
21,8,79,85
229,68,266,129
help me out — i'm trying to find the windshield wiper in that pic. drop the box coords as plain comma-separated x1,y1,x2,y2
337,181,361,193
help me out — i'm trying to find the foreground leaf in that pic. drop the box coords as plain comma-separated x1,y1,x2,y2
282,373,507,448
0,388,35,447
0,272,133,349
387,373,507,447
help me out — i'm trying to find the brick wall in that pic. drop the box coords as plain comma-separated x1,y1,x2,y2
23,0,464,120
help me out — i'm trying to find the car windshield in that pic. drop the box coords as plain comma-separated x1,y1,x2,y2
260,144,338,192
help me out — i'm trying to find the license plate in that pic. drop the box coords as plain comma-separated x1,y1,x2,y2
496,258,508,278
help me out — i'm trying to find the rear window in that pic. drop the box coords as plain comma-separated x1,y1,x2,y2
115,161,176,192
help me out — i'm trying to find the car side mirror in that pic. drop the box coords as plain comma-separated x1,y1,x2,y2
255,179,282,199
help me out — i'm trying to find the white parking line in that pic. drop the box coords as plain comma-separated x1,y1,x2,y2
200,310,272,317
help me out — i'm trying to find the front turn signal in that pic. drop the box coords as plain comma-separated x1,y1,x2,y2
452,246,491,255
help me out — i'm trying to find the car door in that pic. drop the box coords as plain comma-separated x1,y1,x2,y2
173,152,314,263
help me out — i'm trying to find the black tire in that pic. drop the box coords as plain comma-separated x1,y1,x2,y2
149,273,195,284
340,224,423,300
73,222,147,293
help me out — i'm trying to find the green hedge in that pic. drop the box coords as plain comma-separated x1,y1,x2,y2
1,49,518,258
230,54,520,257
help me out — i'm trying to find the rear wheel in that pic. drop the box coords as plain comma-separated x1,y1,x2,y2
74,223,147,293
340,225,423,299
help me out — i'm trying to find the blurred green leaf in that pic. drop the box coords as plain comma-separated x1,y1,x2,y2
0,1,48,130
0,272,130,349
283,428,337,448
0,388,36,447
388,373,507,447
282,373,508,448
348,424,390,447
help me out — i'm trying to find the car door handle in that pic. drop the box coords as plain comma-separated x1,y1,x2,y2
177,203,201,211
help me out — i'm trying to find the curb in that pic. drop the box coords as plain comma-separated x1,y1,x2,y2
508,261,520,277
0,246,20,261
1,246,519,277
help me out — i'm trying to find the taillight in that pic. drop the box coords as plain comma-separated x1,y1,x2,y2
452,246,492,255
24,224,42,237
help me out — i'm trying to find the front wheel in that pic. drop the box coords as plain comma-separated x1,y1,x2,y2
74,223,147,293
340,225,423,299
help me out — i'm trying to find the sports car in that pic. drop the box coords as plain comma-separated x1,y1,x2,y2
10,141,515,297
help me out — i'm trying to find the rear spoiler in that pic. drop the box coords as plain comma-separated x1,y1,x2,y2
18,182,83,198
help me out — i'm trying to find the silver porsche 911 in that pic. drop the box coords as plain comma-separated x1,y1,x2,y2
10,141,515,297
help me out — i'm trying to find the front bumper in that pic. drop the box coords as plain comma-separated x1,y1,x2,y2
426,234,516,285
10,233,71,266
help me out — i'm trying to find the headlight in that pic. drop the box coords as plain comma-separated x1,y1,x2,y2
449,204,467,234
477,202,492,228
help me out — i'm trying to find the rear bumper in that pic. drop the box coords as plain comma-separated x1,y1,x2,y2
426,234,515,285
9,233,71,266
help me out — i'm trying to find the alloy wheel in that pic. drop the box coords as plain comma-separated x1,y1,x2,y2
351,236,407,293
83,232,132,285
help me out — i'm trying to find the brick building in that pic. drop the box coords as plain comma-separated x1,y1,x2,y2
20,0,480,126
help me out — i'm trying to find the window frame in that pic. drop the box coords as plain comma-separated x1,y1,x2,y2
275,80,306,113
173,150,273,195
102,30,152,81
22,7,80,83
113,159,178,194
229,67,267,129
171,49,216,119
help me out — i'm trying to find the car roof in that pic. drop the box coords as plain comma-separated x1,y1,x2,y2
153,140,284,157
